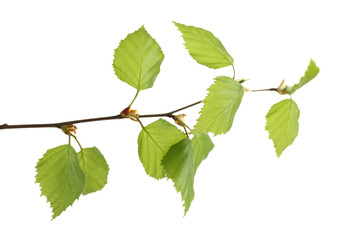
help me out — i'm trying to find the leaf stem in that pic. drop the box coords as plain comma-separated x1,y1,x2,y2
129,89,140,107
72,135,83,150
68,132,71,145
232,64,236,79
183,125,190,139
136,118,145,129
184,124,192,131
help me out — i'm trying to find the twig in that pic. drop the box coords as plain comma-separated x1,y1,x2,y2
0,100,202,130
249,88,278,92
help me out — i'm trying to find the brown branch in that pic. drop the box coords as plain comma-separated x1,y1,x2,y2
140,100,202,118
0,100,202,130
0,84,281,131
249,88,278,92
0,115,123,130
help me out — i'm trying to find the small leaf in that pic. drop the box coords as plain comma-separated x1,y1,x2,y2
78,147,109,195
289,59,319,94
174,22,233,69
193,76,244,135
35,144,85,219
192,133,214,173
162,138,194,215
113,26,164,90
138,119,186,179
265,99,300,157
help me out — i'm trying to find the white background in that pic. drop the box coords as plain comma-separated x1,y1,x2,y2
0,0,344,239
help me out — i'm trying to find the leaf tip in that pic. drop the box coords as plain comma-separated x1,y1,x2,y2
139,25,146,32
172,21,181,27
275,148,283,158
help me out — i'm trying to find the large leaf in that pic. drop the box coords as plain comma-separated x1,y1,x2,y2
161,135,214,215
138,119,186,179
174,22,233,69
265,99,300,157
78,147,109,195
113,26,164,90
192,133,214,173
289,59,319,94
36,144,85,219
162,138,194,215
193,76,244,135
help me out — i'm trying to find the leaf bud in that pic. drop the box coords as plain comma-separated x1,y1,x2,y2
120,106,139,121
61,124,77,135
174,114,187,126
277,80,290,95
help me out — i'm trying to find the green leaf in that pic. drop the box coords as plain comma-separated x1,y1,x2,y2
192,133,214,173
174,22,233,69
138,119,186,179
193,76,244,135
78,147,109,195
162,138,194,215
289,59,319,94
265,99,300,157
35,144,85,219
113,26,164,90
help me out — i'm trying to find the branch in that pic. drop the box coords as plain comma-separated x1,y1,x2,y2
140,100,202,118
0,84,280,131
248,88,278,92
0,100,202,130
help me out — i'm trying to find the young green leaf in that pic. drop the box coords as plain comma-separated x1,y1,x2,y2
289,59,319,94
78,147,109,195
162,138,194,215
193,76,244,135
265,99,300,157
113,26,164,90
192,133,214,173
35,144,85,219
174,22,233,69
138,119,186,179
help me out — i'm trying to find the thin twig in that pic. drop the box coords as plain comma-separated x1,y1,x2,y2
0,100,202,130
0,85,279,131
140,100,202,118
0,115,123,130
249,88,278,92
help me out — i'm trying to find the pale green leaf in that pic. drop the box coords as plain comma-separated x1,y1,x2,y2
174,22,233,69
78,147,109,195
193,76,244,135
162,138,194,215
35,144,85,219
113,26,164,90
138,119,186,179
192,133,214,173
289,59,319,94
265,99,300,157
